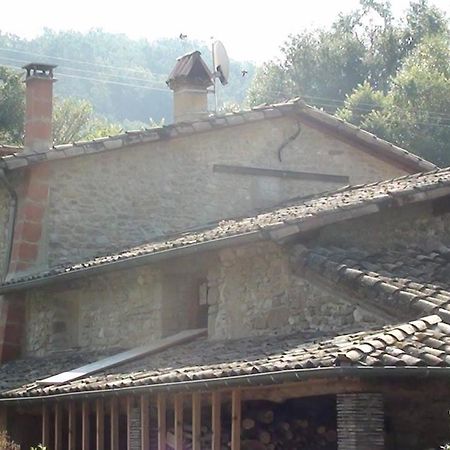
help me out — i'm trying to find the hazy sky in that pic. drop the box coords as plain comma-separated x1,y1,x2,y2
1,0,450,63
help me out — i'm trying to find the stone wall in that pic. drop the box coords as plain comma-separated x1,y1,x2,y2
207,242,384,340
316,200,450,252
44,116,406,266
24,266,164,355
23,238,385,354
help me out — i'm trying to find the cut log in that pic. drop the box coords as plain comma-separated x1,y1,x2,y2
256,410,274,424
257,430,271,445
242,418,255,430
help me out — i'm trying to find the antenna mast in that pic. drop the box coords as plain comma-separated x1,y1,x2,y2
211,38,217,113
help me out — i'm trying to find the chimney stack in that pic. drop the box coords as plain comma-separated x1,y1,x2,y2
23,63,57,151
167,51,213,123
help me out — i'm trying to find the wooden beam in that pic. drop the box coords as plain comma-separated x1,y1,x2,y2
241,377,371,402
68,402,76,450
211,392,221,450
110,397,119,450
157,394,166,450
141,395,150,450
231,390,241,450
82,401,90,450
96,399,105,450
39,328,207,386
191,393,201,450
54,403,62,450
213,164,349,183
42,404,50,448
174,395,184,450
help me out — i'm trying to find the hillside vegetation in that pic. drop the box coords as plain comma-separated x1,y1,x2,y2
0,29,255,125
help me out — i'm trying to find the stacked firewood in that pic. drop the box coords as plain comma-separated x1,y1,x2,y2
166,399,337,450
239,407,337,450
166,424,231,449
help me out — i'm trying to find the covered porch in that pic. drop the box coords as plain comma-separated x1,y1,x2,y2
4,374,450,450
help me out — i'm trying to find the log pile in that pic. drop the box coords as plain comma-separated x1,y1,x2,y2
166,397,337,450
166,424,231,449
239,403,337,450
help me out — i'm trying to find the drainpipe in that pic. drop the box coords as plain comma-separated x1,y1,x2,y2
0,169,17,280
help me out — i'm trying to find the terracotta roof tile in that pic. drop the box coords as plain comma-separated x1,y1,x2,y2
1,314,449,399
3,167,450,292
305,244,450,322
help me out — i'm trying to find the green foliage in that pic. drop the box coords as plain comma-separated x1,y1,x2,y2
338,35,450,165
30,445,46,450
248,0,449,109
337,81,386,126
0,67,24,144
0,30,255,124
53,97,121,144
249,0,450,165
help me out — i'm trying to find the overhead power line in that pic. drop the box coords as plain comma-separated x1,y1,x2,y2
0,54,168,88
0,46,169,77
0,62,171,93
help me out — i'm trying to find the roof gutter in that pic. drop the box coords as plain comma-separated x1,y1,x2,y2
1,366,450,404
0,169,17,280
0,230,265,294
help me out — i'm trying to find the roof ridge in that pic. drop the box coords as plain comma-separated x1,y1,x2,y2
0,100,436,172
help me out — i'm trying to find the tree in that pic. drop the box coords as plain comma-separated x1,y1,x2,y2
338,35,450,165
248,0,450,165
0,67,24,144
52,97,121,145
247,0,449,107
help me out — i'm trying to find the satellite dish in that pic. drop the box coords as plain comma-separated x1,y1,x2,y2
213,40,229,85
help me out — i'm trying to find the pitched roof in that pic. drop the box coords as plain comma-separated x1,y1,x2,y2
2,166,450,293
166,50,213,88
0,99,435,172
0,347,120,393
304,245,450,322
2,314,449,400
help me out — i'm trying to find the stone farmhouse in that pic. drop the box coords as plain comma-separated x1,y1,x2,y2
0,54,448,450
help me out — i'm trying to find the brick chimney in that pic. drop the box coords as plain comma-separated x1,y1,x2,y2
0,64,57,363
23,63,56,152
167,51,213,123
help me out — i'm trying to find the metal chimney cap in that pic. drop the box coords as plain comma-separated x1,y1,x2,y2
23,63,57,78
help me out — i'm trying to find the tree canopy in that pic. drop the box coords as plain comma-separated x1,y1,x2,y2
247,0,450,165
0,67,23,144
0,30,255,125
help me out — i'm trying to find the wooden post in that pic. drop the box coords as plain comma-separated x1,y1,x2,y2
0,407,7,432
96,399,105,450
82,401,90,450
42,404,50,448
174,395,183,450
231,390,241,450
157,394,166,450
54,403,62,450
141,395,150,450
211,392,221,450
110,397,119,450
68,402,76,450
191,393,201,450
127,397,135,450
